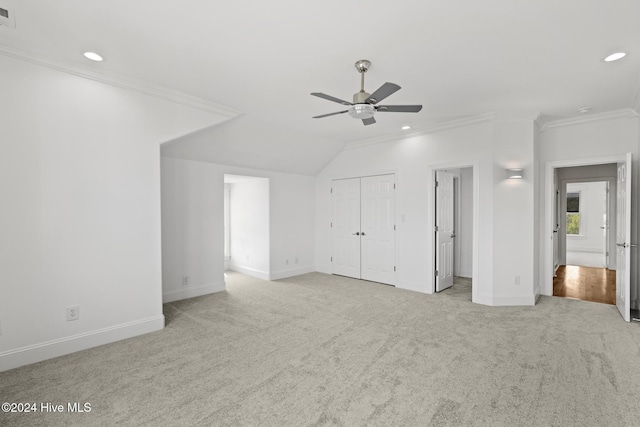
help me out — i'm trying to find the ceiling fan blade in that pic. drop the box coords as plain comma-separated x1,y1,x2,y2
376,105,423,113
311,92,353,105
312,110,349,119
362,117,376,126
364,82,401,104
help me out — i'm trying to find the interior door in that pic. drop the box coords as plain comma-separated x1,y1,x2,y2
435,171,455,292
331,178,361,278
361,175,395,285
615,153,632,322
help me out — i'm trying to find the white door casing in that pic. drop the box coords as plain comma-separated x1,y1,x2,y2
603,181,610,268
331,174,396,285
615,153,632,322
436,171,454,292
331,178,361,278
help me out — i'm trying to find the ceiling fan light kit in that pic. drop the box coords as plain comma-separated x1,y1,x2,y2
311,59,422,126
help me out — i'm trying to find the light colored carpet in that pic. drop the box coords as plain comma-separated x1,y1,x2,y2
2,271,640,426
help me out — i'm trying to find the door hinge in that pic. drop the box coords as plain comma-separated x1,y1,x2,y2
435,270,439,276
394,224,396,230
331,256,333,262
435,181,439,188
330,222,333,228
394,266,396,272
434,225,439,232
330,188,333,194
394,183,396,189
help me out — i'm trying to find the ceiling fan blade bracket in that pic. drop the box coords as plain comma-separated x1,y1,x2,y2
365,82,401,104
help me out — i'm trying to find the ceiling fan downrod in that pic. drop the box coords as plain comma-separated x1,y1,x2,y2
354,59,371,103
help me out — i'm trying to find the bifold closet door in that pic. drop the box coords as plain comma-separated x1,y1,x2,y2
331,174,395,285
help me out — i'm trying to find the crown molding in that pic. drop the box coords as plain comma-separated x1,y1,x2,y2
0,44,242,118
540,108,638,131
633,89,640,115
534,113,548,129
344,113,495,150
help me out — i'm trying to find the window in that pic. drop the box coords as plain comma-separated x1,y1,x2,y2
566,191,580,235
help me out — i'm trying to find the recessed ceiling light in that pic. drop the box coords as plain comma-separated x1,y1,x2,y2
578,107,591,114
401,125,411,130
604,52,626,62
83,51,104,62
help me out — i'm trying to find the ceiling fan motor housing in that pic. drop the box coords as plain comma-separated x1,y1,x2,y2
348,104,375,119
353,91,370,104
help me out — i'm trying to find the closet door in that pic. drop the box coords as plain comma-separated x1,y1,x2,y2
331,174,396,285
361,175,395,285
331,178,361,278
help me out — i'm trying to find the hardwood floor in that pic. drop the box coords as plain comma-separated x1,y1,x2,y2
553,265,616,305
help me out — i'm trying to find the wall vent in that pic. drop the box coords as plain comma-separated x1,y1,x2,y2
0,6,15,28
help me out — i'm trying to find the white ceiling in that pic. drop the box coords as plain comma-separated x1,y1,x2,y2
2,0,639,173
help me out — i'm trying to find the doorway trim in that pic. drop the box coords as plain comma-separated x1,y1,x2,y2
543,154,627,296
428,161,479,304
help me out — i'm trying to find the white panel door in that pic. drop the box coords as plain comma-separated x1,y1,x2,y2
435,171,455,292
331,178,361,278
361,175,395,285
615,153,632,322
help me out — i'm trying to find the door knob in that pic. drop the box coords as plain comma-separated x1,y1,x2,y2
361,232,366,236
352,232,360,235
451,233,456,238
616,243,636,248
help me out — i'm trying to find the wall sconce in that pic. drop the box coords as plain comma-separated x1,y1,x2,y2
506,168,523,179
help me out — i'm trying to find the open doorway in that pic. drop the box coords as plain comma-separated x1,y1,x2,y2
434,166,474,300
224,174,270,280
554,173,616,305
545,154,633,322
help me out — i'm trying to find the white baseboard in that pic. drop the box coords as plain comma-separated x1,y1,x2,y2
229,265,270,280
475,293,536,306
163,281,225,303
269,265,315,281
0,315,165,372
396,280,430,294
314,264,332,275
567,248,603,254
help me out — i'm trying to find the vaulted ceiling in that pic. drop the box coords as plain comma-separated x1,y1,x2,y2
2,1,639,174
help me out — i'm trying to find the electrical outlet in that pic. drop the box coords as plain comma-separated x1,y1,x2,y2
66,306,80,321
182,276,189,286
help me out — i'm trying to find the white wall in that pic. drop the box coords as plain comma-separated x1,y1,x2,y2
539,113,639,307
456,167,474,278
0,54,227,371
161,156,316,301
229,178,270,279
565,182,607,253
161,158,226,302
315,116,538,306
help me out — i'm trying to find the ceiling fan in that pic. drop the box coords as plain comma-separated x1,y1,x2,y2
311,59,422,126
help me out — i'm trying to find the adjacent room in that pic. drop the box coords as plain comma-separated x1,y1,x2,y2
1,1,640,425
